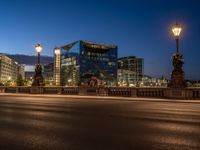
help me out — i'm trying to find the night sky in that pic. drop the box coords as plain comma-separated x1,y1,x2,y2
0,0,199,79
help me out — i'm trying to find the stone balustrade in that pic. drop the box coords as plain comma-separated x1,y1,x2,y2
0,86,199,100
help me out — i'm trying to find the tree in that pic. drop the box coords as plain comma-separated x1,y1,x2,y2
5,80,12,86
16,74,24,86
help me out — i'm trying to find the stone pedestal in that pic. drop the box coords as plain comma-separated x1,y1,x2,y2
57,87,63,94
167,89,185,99
97,87,108,96
130,88,137,97
168,53,186,88
32,64,45,86
30,87,44,94
79,86,98,96
0,87,5,93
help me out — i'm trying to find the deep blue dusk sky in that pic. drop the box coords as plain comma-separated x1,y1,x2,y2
0,0,200,79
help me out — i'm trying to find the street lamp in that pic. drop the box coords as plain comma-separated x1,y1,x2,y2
32,43,44,86
35,44,43,64
172,23,182,53
168,22,186,88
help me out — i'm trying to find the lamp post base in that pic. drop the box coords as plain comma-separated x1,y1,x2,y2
168,53,186,88
168,71,186,88
32,64,45,86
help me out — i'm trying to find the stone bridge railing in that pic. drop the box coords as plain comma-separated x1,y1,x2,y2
0,86,199,100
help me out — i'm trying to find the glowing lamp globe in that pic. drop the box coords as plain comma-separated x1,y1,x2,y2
35,44,43,53
172,23,182,37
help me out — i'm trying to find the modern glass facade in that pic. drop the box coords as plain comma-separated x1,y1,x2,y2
59,41,118,86
118,56,144,87
44,63,54,85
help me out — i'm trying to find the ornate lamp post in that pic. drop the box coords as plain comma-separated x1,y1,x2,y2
172,23,182,53
168,23,186,88
35,44,43,64
32,44,45,86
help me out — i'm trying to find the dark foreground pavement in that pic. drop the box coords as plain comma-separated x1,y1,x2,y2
0,95,200,150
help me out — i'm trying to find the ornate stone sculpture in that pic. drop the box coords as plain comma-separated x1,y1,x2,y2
168,23,186,88
168,52,186,88
88,76,99,87
32,64,45,86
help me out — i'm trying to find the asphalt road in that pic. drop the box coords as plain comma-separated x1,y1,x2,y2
0,95,200,150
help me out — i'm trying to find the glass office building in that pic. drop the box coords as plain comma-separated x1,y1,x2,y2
118,56,144,87
59,41,118,86
44,63,54,85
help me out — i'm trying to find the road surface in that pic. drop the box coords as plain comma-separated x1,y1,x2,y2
0,95,200,150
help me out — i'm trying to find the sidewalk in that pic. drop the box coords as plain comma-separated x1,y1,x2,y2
1,93,200,104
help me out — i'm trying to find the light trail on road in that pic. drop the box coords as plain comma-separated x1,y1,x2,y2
0,95,200,150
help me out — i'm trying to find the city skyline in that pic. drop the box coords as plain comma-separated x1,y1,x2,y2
0,0,200,79
0,1,200,149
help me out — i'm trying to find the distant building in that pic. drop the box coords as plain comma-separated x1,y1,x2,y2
55,40,118,86
18,64,25,79
44,63,54,85
140,75,168,87
0,53,24,85
117,56,144,87
184,80,200,87
24,65,35,81
25,72,34,80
